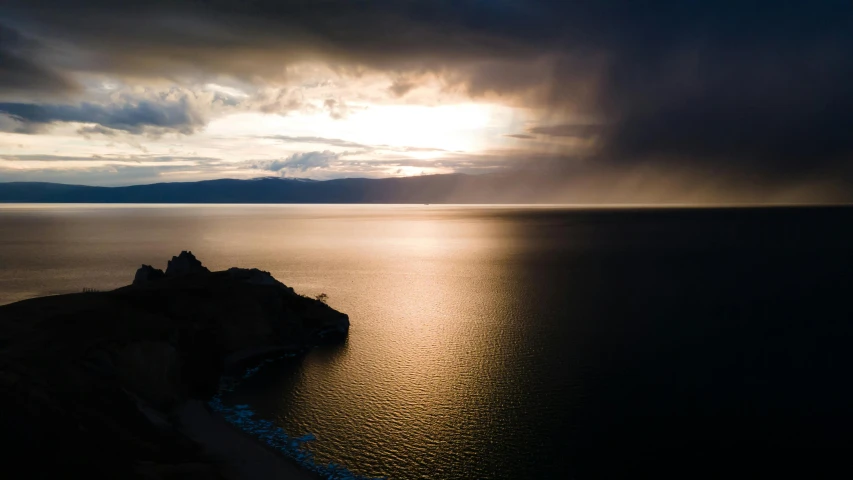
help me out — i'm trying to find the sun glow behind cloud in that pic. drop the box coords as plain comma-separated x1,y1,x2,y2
347,103,499,151
0,79,538,183
207,102,514,154
1,0,852,201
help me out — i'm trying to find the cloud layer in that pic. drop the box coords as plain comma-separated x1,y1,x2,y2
0,1,852,197
0,99,199,134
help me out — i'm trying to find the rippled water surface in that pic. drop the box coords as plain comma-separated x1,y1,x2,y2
3,204,853,479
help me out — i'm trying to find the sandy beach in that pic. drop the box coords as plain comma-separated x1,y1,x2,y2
178,400,321,480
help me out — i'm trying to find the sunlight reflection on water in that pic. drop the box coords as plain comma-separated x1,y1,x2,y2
4,204,853,479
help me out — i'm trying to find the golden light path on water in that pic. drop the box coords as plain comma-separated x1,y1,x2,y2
5,204,851,478
0,204,550,478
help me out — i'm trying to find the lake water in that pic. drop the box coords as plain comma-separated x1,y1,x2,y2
2,204,853,478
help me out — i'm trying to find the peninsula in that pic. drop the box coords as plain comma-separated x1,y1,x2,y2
0,252,349,479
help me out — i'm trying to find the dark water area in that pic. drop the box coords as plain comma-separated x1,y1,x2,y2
2,205,853,478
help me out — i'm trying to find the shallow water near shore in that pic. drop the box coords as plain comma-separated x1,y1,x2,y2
3,204,853,478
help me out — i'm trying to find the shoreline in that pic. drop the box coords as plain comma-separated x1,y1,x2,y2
178,399,322,480
190,349,375,480
0,253,354,479
178,347,322,480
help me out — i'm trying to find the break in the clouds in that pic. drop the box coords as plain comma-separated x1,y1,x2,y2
0,1,852,201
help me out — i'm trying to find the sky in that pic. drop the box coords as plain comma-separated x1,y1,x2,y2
1,1,852,202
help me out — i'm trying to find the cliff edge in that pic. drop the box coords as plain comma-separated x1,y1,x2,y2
0,252,348,479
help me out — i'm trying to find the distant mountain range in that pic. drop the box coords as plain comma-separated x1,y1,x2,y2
0,173,551,203
5,172,832,205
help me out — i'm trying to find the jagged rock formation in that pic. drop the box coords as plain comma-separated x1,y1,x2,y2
133,251,214,286
133,264,166,285
0,252,349,480
165,250,210,276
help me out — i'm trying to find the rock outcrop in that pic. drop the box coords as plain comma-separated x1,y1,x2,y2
0,252,349,480
165,250,210,276
133,264,166,285
133,251,209,285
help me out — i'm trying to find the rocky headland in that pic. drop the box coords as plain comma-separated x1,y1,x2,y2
0,252,349,479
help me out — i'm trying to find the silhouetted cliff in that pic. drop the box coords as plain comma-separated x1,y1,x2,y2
0,252,348,479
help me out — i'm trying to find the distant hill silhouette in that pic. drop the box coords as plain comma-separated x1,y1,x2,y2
0,174,547,204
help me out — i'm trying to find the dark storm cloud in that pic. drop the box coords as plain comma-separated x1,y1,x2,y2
0,23,78,98
0,98,206,134
528,124,603,139
596,15,853,173
1,1,852,178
